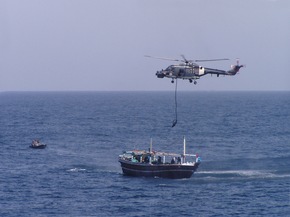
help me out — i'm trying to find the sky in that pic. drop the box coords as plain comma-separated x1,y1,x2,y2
0,0,289,91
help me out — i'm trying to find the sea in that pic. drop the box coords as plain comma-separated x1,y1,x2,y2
0,91,289,217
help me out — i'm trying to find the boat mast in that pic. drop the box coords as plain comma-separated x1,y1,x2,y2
149,138,153,164
183,136,186,163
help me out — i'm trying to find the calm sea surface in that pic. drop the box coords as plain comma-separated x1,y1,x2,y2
0,91,289,216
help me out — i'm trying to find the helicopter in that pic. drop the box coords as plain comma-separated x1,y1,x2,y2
145,55,244,84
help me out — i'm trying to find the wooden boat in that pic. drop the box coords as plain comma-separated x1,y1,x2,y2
30,140,47,149
119,137,201,179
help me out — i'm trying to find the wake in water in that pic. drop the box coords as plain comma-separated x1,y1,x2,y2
196,170,290,180
67,168,87,172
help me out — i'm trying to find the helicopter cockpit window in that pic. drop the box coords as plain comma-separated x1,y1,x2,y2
166,66,173,71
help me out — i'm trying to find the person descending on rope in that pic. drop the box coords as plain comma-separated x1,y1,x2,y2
172,78,178,127
172,119,177,127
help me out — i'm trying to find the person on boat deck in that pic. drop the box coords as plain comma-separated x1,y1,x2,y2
177,157,181,164
196,155,201,163
144,155,150,163
131,157,138,163
158,156,162,164
171,157,176,164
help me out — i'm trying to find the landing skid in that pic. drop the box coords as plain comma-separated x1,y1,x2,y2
172,79,197,85
189,79,197,85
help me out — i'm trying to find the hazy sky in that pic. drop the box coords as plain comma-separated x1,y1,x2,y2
0,0,289,91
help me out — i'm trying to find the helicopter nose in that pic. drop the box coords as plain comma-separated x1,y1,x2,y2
156,70,165,78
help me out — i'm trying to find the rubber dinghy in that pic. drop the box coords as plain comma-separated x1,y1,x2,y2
30,139,47,149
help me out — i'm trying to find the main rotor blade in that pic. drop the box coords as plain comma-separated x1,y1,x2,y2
180,55,194,63
181,55,228,63
145,55,229,63
144,55,180,62
181,54,188,63
195,58,229,62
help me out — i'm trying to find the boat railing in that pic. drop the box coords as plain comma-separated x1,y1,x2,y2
119,150,201,165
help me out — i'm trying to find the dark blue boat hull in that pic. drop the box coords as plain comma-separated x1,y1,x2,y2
30,144,46,149
119,159,199,179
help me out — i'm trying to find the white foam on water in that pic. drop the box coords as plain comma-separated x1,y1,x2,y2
67,168,86,172
197,170,290,179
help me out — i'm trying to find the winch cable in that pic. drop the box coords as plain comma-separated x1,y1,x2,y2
172,78,178,127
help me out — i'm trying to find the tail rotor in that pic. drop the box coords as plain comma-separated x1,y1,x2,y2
236,58,245,68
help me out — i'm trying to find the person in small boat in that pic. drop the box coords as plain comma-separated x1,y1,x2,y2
32,140,37,146
177,157,181,164
32,139,41,146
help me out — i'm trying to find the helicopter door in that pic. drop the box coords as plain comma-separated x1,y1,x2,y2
199,66,205,75
193,68,199,75
179,68,185,76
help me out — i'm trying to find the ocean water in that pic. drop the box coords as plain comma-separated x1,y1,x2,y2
0,91,289,216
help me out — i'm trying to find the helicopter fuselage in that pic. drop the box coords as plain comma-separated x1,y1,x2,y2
156,63,243,83
156,64,206,80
